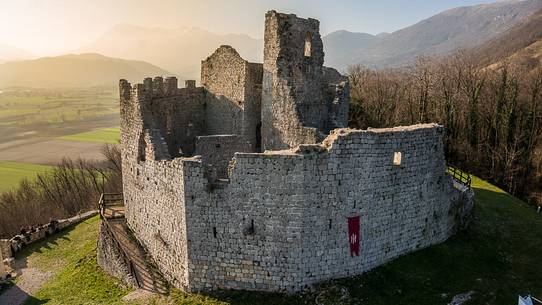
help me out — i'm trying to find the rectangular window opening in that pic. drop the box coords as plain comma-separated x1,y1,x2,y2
393,151,402,166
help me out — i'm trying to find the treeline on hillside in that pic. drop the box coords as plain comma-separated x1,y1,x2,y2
0,144,122,238
348,52,542,205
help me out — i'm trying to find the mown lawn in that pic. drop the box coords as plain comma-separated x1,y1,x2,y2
9,176,542,305
0,161,52,192
57,127,120,144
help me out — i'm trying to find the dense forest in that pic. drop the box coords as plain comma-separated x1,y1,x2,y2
347,52,542,205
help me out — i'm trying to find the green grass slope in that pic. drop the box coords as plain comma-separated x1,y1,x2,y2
0,161,51,192
7,176,542,305
58,127,120,144
0,88,118,132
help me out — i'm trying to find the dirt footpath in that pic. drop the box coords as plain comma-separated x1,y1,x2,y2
0,257,52,305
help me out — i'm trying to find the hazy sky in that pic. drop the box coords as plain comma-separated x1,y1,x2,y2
1,0,496,56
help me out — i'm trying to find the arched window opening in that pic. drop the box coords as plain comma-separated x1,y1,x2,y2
304,32,312,57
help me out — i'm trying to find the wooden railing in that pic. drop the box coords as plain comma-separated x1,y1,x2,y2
98,192,141,287
447,164,472,188
98,193,123,218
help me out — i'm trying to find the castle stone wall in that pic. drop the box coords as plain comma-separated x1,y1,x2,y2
195,135,250,178
120,80,196,289
323,67,350,130
120,79,206,160
143,84,206,157
182,152,307,291
202,46,263,150
113,10,473,295
123,158,190,289
296,125,468,286
243,62,263,151
167,124,472,292
97,222,139,288
202,46,246,137
120,77,473,293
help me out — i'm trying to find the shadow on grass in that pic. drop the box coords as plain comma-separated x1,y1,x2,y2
0,279,15,295
216,290,308,304
0,282,50,305
23,296,51,305
14,218,93,260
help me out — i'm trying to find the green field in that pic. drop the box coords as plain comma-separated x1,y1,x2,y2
8,176,542,305
0,88,118,129
0,161,52,192
58,127,120,144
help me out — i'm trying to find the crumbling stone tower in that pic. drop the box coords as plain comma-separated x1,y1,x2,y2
262,11,349,150
201,45,263,151
103,10,474,294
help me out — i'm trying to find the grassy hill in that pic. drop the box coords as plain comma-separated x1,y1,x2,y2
6,176,542,305
0,161,52,192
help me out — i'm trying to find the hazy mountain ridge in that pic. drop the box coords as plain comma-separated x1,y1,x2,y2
0,44,34,63
73,0,542,77
0,53,172,88
2,0,540,87
328,0,542,71
77,24,263,80
322,31,378,68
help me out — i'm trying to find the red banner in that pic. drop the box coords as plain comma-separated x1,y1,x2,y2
348,216,360,257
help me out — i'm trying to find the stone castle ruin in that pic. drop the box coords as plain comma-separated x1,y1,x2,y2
99,11,474,293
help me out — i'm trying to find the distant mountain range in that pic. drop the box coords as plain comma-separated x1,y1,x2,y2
75,0,542,76
76,24,262,80
475,7,542,73
323,0,542,71
0,53,171,88
321,31,378,67
0,44,34,63
1,0,541,88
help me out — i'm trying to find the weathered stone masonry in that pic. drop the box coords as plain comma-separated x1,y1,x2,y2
111,10,473,293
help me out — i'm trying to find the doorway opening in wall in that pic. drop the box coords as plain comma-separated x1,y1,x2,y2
255,122,262,152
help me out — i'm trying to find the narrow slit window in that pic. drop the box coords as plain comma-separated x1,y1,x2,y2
213,227,217,238
393,151,402,166
304,32,312,57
